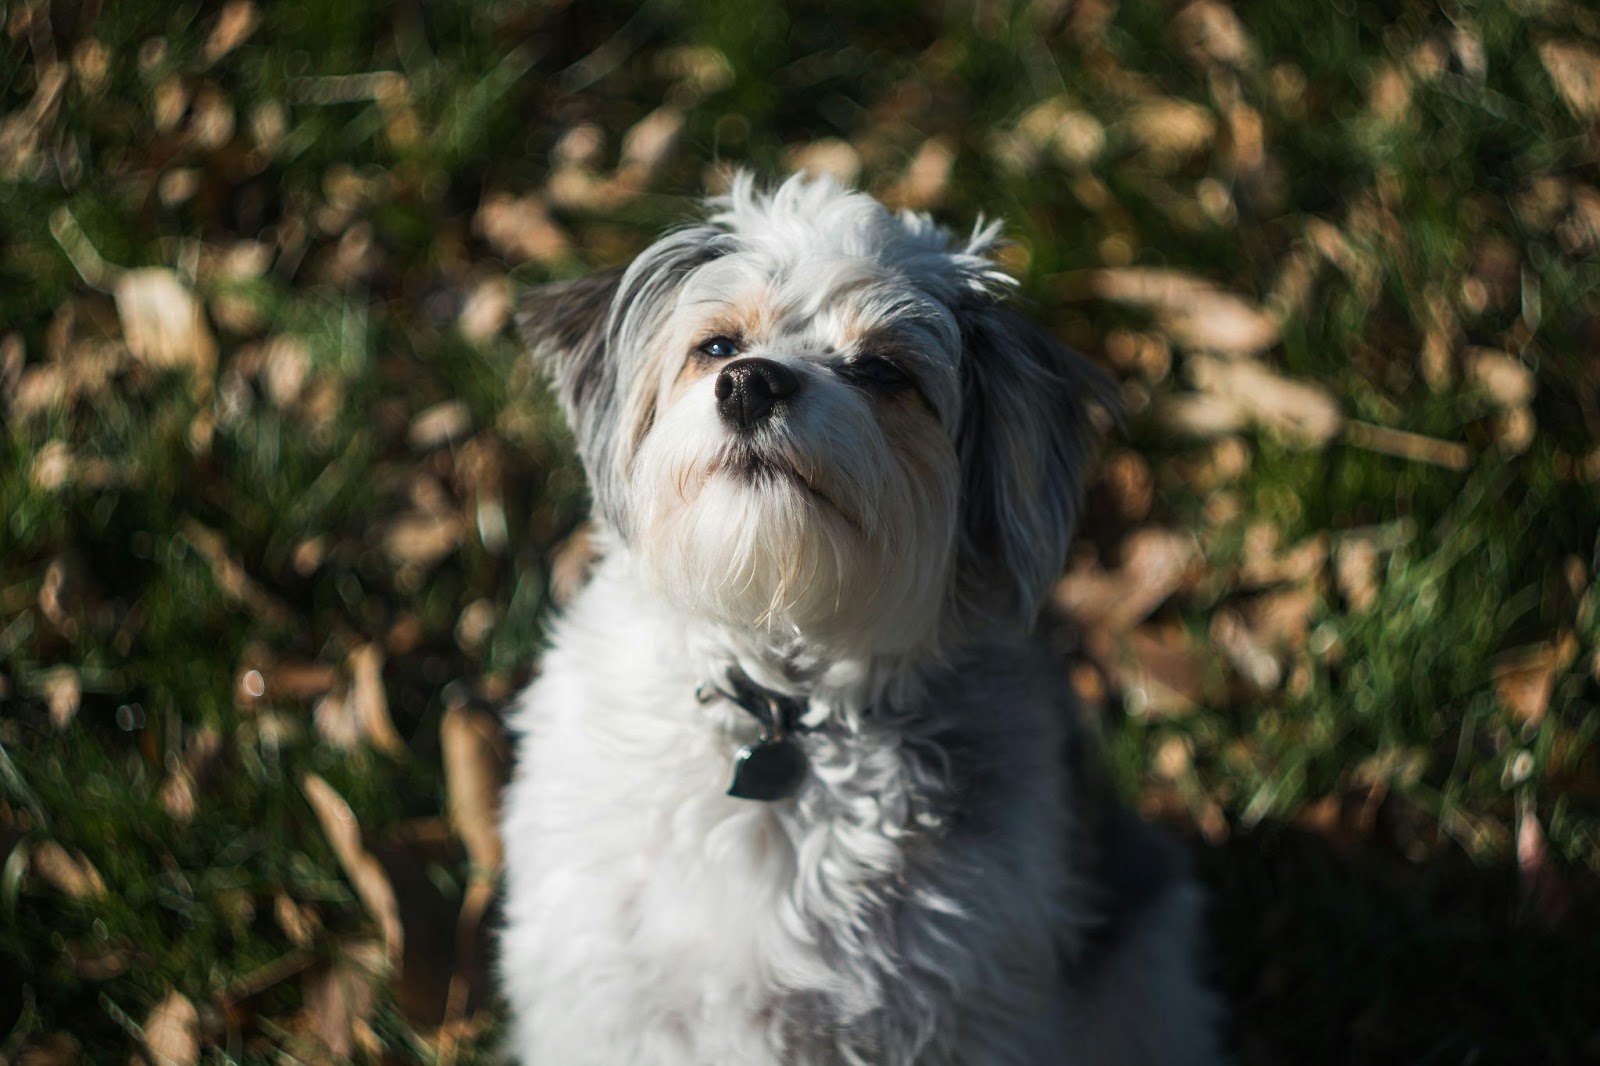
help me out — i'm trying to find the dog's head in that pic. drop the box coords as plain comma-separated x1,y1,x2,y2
519,173,1112,654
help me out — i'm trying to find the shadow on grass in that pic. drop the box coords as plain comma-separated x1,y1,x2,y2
1189,818,1600,1065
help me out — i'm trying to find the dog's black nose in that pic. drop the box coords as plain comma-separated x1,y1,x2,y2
714,358,799,430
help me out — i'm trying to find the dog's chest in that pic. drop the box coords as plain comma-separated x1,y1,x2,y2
500,646,885,1061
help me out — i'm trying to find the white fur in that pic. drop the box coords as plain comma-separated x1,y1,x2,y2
499,174,1222,1064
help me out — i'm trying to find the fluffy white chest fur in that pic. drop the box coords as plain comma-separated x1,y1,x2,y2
496,173,1220,1065
500,552,1075,1065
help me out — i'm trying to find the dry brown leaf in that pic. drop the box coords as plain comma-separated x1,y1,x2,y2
179,520,290,625
203,0,258,63
1157,393,1248,438
409,400,473,451
889,137,956,210
454,599,495,653
1245,585,1318,649
260,336,310,408
113,269,217,390
1466,348,1535,408
1539,40,1600,120
619,106,685,181
1055,529,1200,633
301,940,384,1059
1125,99,1216,166
1240,525,1327,588
458,276,512,343
141,990,200,1066
1493,634,1578,726
30,841,106,900
160,727,224,823
1334,536,1380,614
549,524,602,608
16,1032,82,1065
301,774,404,964
788,139,862,186
1186,356,1342,445
313,690,362,750
1173,0,1255,69
382,510,465,571
40,666,81,730
1492,405,1536,455
1100,450,1154,522
441,704,510,872
474,193,571,266
1211,609,1282,692
0,65,68,177
1087,269,1277,357
348,643,405,756
1120,623,1207,718
274,893,322,948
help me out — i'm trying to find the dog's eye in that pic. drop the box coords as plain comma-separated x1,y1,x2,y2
696,336,741,359
841,356,909,391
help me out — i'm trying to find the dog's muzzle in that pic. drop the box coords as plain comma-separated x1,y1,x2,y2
715,357,799,431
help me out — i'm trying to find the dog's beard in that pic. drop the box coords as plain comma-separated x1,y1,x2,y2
631,382,959,653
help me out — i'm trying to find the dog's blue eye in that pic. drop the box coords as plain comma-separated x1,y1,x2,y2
843,356,909,390
697,336,740,359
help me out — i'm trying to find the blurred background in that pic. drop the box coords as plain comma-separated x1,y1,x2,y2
2,0,1599,1062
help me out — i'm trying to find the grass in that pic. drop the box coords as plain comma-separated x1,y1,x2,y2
2,0,1599,1061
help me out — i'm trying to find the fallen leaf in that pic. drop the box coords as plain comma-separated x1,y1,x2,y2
458,276,512,343
142,989,200,1066
30,841,106,899
40,666,81,730
301,941,384,1059
382,510,464,571
113,269,217,391
441,703,510,872
1188,356,1342,445
1086,269,1278,357
1173,0,1255,69
1493,634,1578,726
474,193,571,266
618,106,685,181
1054,528,1201,633
1211,609,1282,691
1466,348,1535,408
888,136,956,210
409,400,473,451
348,643,405,757
203,0,258,64
454,599,495,654
160,727,224,823
1334,536,1380,613
274,894,322,948
1539,40,1600,120
1120,624,1208,717
787,139,862,186
180,521,290,625
301,774,404,965
16,1032,81,1065
1125,99,1216,167
548,524,601,608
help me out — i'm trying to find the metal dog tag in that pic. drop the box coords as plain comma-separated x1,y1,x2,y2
726,736,807,801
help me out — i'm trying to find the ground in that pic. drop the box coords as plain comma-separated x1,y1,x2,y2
1,0,1598,1062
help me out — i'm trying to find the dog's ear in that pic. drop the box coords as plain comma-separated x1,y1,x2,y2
954,299,1119,626
518,270,624,451
517,227,732,525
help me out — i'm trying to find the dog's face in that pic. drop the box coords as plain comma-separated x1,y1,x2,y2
520,174,1110,654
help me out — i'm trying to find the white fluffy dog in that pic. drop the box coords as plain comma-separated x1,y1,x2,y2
498,173,1221,1065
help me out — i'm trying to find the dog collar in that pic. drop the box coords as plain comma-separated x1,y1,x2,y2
696,668,811,802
